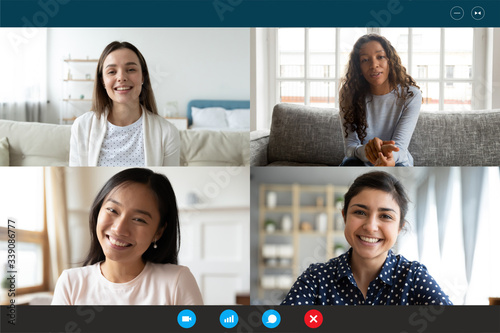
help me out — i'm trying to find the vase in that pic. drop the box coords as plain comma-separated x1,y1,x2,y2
316,213,327,232
266,191,277,208
281,215,292,232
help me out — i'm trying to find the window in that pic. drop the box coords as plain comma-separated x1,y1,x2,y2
0,168,49,294
417,65,428,79
274,28,366,108
269,28,488,114
446,65,455,86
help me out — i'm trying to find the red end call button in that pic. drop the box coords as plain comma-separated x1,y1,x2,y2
304,309,323,329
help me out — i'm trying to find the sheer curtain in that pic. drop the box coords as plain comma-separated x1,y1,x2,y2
413,167,500,304
0,29,47,121
44,167,71,289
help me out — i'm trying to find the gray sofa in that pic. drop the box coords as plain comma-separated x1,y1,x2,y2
251,103,500,166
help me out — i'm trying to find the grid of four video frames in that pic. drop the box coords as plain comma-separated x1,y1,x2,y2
1,2,500,332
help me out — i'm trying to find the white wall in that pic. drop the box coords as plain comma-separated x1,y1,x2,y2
47,28,250,123
65,166,249,261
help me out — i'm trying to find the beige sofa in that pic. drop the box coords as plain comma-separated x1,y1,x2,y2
0,120,249,166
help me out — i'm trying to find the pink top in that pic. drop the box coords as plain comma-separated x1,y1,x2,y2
51,262,203,305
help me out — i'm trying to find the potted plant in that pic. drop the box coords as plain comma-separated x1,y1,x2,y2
265,219,277,233
334,244,346,257
335,197,344,211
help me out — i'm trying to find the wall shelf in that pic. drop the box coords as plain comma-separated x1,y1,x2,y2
64,59,99,62
61,58,98,124
257,183,350,302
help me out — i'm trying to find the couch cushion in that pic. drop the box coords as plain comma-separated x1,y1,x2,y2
0,120,71,166
268,104,344,166
180,130,249,166
0,137,10,166
409,110,500,166
250,130,270,166
267,161,329,166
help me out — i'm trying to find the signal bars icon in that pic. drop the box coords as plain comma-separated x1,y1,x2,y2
223,315,235,323
220,309,239,329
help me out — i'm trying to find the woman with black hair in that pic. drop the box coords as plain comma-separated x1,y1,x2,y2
52,168,203,305
281,171,452,305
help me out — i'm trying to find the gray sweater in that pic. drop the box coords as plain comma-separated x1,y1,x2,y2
340,86,421,166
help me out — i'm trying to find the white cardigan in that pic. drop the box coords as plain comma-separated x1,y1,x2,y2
69,107,180,166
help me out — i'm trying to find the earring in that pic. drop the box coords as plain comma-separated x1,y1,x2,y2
153,239,157,249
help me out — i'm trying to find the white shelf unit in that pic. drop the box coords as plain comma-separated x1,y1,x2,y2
60,59,98,124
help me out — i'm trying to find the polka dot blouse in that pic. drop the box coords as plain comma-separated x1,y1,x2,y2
281,249,452,306
97,115,145,167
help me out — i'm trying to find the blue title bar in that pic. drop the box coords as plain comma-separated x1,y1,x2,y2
0,0,498,27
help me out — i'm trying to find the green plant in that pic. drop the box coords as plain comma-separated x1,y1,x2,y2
265,219,276,227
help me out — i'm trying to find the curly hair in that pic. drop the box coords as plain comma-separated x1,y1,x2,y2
339,34,419,144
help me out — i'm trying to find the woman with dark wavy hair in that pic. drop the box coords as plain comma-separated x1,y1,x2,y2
52,168,203,305
339,34,421,167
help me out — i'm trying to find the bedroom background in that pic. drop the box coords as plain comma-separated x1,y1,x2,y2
0,28,250,125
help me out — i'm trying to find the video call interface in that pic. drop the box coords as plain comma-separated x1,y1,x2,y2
1,0,500,332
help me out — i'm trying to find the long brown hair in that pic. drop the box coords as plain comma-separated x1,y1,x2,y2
92,41,158,118
339,34,419,144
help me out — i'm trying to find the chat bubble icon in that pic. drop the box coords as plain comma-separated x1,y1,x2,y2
266,314,277,324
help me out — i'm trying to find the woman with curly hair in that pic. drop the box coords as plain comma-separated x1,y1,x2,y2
339,34,421,166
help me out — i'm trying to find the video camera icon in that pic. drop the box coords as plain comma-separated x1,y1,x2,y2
177,309,196,329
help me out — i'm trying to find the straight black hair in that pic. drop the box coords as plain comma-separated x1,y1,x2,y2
83,168,180,266
343,171,409,229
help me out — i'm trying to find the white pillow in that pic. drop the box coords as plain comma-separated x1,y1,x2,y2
225,109,250,129
191,107,228,129
0,137,10,166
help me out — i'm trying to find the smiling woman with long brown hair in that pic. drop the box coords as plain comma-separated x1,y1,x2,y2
339,34,421,167
69,41,180,166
